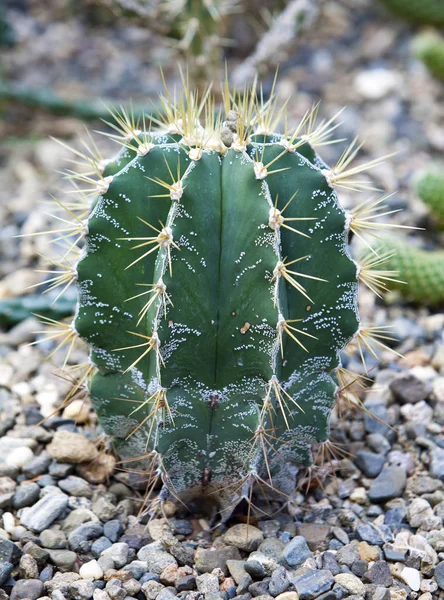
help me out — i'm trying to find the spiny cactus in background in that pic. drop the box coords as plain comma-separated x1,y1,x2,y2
416,168,444,228
370,239,444,305
25,81,402,516
412,30,444,82
379,0,444,25
369,168,444,306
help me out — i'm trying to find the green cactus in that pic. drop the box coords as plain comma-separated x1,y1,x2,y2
370,238,444,305
379,0,444,24
415,168,444,228
0,294,76,328
412,30,444,82
29,83,398,514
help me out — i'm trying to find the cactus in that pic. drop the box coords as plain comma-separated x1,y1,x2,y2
379,0,444,25
412,31,444,82
27,82,401,515
370,238,444,305
415,168,444,228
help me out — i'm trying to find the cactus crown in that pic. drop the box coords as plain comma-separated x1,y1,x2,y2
29,79,400,516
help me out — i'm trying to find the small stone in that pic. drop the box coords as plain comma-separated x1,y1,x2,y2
40,528,67,549
0,539,22,564
387,450,415,475
22,453,52,478
407,498,434,529
63,399,90,423
62,508,98,532
354,68,401,100
368,466,406,503
356,524,391,546
47,548,77,570
365,561,392,586
76,453,116,484
141,579,164,599
69,521,104,552
80,559,104,581
92,495,118,522
224,524,264,552
21,542,48,569
433,560,444,589
269,566,290,596
68,579,95,600
292,570,334,600
59,475,92,497
196,572,220,594
275,593,299,600
282,536,312,567
5,447,34,469
103,520,123,543
47,431,98,464
334,573,366,596
10,578,44,600
13,482,40,509
101,543,129,569
176,574,196,591
143,550,178,575
0,561,13,585
389,373,430,404
357,542,379,562
400,567,420,591
92,536,112,557
430,448,444,481
194,546,241,574
226,559,247,584
259,537,286,560
297,524,331,551
355,451,385,478
18,553,39,579
20,493,68,533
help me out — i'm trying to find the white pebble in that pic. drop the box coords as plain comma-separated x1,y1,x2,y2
5,447,34,469
2,512,15,534
401,567,421,591
79,559,103,581
354,68,401,100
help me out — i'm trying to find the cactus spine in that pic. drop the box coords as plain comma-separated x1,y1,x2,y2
30,81,399,514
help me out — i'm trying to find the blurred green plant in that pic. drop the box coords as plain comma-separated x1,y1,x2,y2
379,0,444,25
413,30,444,82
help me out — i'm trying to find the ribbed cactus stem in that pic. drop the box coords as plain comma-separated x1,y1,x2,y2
28,81,402,516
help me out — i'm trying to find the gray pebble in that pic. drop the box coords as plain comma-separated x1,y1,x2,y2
13,482,40,508
364,561,393,586
68,521,104,552
59,475,92,497
103,519,123,542
389,372,430,404
22,453,52,478
292,569,335,600
0,539,21,565
282,536,312,567
368,466,406,503
47,549,77,570
68,579,95,599
20,492,68,533
49,461,74,478
355,451,385,478
10,578,44,600
40,528,67,549
434,560,444,590
0,561,13,585
101,542,129,569
91,536,112,557
268,566,289,596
